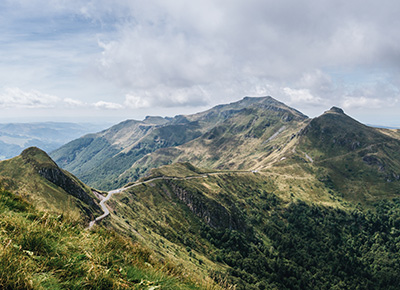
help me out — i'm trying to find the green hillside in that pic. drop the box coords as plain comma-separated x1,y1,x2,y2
296,107,400,204
116,98,308,188
0,187,213,289
104,163,400,289
50,116,203,190
0,147,101,221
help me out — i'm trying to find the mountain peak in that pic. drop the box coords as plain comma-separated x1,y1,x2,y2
326,106,345,114
21,146,58,169
143,116,171,125
21,146,47,156
20,147,100,211
239,96,285,107
203,96,308,121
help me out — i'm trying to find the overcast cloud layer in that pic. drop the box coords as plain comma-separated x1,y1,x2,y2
1,0,399,125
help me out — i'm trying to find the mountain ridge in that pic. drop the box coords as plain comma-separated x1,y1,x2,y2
50,96,400,204
0,146,101,220
51,96,310,190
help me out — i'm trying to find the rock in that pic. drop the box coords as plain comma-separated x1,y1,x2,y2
362,155,385,171
167,181,246,231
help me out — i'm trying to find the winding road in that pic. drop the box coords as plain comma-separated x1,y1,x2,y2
87,175,212,229
88,188,122,229
87,171,256,229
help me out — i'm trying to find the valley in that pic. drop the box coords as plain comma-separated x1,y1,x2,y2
0,122,108,161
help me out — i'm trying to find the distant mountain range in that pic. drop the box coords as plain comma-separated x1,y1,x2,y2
50,97,308,189
51,96,400,201
0,122,108,160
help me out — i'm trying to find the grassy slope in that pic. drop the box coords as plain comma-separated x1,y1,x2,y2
103,162,400,289
116,99,309,189
51,117,204,190
104,162,345,287
0,148,100,221
296,108,400,205
0,188,211,290
107,172,268,288
378,127,400,140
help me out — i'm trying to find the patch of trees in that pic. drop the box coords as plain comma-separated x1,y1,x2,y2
203,198,400,289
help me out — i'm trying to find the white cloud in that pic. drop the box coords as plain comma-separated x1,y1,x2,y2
339,79,400,110
124,85,209,109
92,1,400,111
0,87,60,108
124,94,151,109
283,88,323,106
342,96,384,109
297,70,334,95
93,100,123,110
1,0,400,125
64,98,85,107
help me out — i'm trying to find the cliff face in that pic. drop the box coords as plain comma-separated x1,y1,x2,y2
167,180,247,232
37,167,99,208
21,147,100,211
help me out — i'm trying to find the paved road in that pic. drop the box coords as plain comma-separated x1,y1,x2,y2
88,188,122,229
87,175,207,228
87,171,253,229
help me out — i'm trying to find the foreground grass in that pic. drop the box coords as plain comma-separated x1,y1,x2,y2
0,189,207,290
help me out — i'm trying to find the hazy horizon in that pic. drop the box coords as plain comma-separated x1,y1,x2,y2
0,96,399,129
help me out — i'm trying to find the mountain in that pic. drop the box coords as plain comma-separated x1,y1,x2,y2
51,95,400,204
51,96,309,190
0,122,108,160
0,177,209,290
3,96,400,289
100,103,400,288
0,147,101,220
296,107,400,203
50,116,179,190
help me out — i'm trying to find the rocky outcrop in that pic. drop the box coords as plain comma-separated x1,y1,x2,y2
38,167,99,209
167,181,246,231
362,155,385,171
327,106,345,114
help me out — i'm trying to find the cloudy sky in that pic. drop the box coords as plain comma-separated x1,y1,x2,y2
1,0,400,126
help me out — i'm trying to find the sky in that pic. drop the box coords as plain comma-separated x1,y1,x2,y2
1,0,400,126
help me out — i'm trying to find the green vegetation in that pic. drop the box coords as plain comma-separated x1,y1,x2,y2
0,148,100,219
109,167,400,289
203,198,400,289
0,188,212,289
298,108,400,204
143,162,211,180
4,98,400,289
